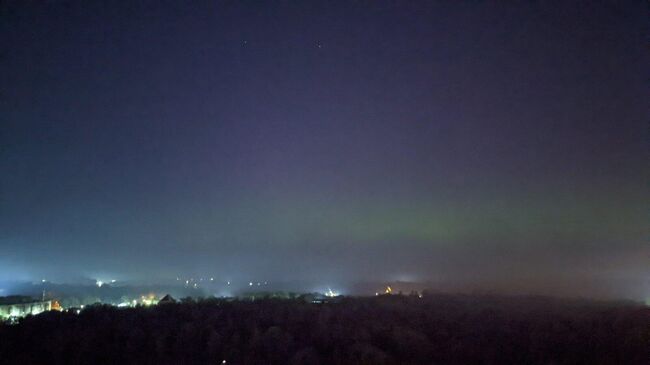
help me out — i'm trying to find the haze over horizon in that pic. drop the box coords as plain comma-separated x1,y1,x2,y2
1,1,648,300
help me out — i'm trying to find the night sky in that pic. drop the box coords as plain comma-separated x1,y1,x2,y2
1,1,647,298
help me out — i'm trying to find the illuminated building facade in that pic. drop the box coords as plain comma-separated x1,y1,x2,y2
0,297,53,320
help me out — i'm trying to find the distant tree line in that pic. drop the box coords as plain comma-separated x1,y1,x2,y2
0,294,648,365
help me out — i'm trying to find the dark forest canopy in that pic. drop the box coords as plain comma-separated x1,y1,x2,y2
1,294,648,365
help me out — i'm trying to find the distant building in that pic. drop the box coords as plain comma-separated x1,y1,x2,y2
0,296,53,320
158,294,176,305
51,300,63,311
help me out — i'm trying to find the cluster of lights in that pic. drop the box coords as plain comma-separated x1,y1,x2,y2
248,281,268,287
179,277,224,288
116,296,158,307
95,279,116,288
373,286,424,298
325,288,339,297
375,286,394,296
177,277,256,287
140,295,157,306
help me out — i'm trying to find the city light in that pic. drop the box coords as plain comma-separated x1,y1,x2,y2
141,294,157,306
325,288,339,297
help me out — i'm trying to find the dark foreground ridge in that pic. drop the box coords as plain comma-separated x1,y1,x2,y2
1,294,648,365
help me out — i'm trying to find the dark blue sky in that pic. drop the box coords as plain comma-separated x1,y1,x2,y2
1,1,648,298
